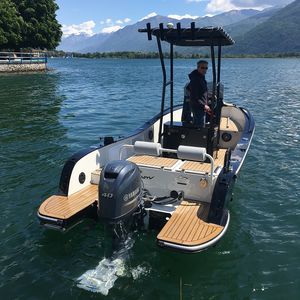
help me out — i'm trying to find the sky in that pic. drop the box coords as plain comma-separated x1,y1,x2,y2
56,0,294,37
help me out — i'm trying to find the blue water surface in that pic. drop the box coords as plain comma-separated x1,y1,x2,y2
0,57,299,299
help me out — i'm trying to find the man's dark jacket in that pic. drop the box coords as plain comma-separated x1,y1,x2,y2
188,69,207,110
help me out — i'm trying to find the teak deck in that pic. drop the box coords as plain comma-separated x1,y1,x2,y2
157,200,224,246
39,149,226,221
220,117,239,132
128,149,226,173
128,155,179,168
38,184,98,220
180,148,226,173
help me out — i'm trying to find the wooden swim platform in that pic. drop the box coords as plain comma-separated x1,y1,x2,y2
38,184,98,220
157,200,224,247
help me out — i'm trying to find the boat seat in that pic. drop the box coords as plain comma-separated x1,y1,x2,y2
125,141,180,169
127,142,225,173
134,141,161,156
38,184,98,230
157,200,224,252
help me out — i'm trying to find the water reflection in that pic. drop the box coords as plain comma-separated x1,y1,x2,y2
0,72,68,195
0,72,69,298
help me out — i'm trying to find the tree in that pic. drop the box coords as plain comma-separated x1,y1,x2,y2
11,0,62,50
0,0,23,50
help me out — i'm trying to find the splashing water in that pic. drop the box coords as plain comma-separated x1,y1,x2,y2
77,256,126,295
131,264,151,280
76,223,135,295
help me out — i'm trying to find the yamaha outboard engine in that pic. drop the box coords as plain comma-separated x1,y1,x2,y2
98,160,143,252
98,160,142,223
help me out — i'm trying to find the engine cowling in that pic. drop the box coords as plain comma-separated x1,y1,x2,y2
98,160,141,223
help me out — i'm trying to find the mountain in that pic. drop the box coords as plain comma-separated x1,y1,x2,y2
57,33,109,52
57,33,91,52
224,7,280,38
92,10,262,53
57,9,261,53
194,9,259,28
82,10,260,53
81,15,176,53
57,3,300,55
229,0,300,54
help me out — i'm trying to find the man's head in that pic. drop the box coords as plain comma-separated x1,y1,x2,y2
197,60,208,76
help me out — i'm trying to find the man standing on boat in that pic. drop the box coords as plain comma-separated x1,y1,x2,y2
189,60,211,127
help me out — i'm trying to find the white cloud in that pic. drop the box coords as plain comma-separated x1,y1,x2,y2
99,17,131,31
101,25,123,34
62,20,96,37
206,0,272,13
233,0,292,7
206,0,237,13
168,14,199,20
187,0,281,13
62,16,132,38
139,12,158,21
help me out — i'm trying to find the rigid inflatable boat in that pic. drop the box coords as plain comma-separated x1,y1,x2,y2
38,23,255,253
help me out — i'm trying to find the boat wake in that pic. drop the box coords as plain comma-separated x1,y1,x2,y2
77,255,127,295
131,264,150,280
76,232,149,295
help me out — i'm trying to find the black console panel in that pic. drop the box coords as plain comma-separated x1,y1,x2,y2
162,122,218,156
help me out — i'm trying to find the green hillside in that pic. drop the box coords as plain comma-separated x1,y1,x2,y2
230,0,300,54
224,7,279,38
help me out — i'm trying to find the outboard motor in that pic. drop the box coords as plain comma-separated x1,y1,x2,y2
98,160,143,253
98,160,142,223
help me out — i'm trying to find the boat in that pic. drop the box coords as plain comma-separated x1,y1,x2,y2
37,22,255,253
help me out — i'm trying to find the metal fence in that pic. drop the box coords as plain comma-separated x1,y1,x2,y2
0,52,47,64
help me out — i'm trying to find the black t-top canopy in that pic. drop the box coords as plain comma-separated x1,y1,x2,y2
138,22,234,46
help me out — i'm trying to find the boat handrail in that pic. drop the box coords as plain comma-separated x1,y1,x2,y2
177,145,214,185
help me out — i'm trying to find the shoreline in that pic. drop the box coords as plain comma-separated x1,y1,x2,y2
49,51,300,60
0,62,47,73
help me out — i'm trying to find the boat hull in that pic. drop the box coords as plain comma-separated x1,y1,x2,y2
37,103,255,252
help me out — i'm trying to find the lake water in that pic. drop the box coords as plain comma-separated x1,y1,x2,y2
0,57,299,299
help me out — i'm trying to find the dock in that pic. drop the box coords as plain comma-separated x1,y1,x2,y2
0,51,47,72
